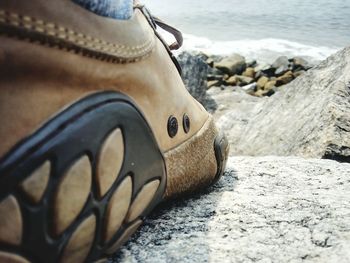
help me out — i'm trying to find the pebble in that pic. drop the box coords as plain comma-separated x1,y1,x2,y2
205,55,313,97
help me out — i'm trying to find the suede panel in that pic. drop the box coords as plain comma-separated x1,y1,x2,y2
164,117,218,198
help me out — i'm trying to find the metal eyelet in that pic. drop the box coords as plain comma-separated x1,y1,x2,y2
183,114,190,134
167,116,178,138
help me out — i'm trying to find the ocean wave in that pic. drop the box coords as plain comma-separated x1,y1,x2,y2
175,34,340,63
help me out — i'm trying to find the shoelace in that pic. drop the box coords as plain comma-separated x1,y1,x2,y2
151,16,183,50
134,4,183,75
134,4,183,50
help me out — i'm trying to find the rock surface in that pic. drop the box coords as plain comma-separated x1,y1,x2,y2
206,86,262,119
106,49,350,263
177,51,210,104
272,55,290,75
111,157,350,263
215,54,246,75
216,47,350,161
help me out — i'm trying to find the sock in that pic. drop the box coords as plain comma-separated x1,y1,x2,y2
72,0,134,20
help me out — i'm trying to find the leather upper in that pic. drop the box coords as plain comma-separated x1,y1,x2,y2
0,0,155,61
0,0,209,158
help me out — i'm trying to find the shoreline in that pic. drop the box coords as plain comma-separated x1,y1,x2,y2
177,34,341,64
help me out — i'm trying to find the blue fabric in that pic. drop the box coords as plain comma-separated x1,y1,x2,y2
72,0,134,20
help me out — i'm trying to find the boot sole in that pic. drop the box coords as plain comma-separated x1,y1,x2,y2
0,91,228,263
0,92,166,262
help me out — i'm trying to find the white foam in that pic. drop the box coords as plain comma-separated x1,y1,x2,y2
174,33,340,63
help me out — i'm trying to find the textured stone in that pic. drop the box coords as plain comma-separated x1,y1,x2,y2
236,75,254,86
276,70,294,86
20,161,50,203
272,55,290,75
206,57,214,67
241,83,257,94
242,67,255,78
293,56,313,70
246,59,257,68
207,86,262,120
104,176,132,242
97,128,124,198
177,51,210,104
293,70,306,78
61,215,96,263
54,156,92,235
225,75,238,86
254,63,275,78
264,80,277,91
254,62,271,72
215,54,246,75
216,47,350,161
207,74,225,81
0,195,22,245
207,80,221,89
113,157,350,263
256,76,269,89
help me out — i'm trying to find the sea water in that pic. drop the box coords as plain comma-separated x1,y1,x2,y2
142,0,350,62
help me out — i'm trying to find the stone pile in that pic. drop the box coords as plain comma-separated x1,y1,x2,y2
177,47,350,161
214,46,350,161
205,53,312,97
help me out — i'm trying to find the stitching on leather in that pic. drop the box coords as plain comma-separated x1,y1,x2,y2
0,9,155,62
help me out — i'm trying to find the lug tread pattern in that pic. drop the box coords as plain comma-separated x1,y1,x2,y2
0,92,166,262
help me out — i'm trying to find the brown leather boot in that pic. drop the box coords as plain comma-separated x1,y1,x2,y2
0,1,229,262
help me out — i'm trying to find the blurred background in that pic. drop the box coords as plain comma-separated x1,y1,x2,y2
143,0,350,62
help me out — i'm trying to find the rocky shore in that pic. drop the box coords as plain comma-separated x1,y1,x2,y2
178,51,313,98
109,47,350,262
177,47,350,162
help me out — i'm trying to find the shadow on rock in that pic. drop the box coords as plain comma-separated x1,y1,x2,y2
203,94,218,114
110,169,239,263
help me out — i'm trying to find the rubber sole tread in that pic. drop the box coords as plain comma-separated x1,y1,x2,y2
0,91,166,263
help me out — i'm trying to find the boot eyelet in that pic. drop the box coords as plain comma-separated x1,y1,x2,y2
183,114,190,133
167,116,178,138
